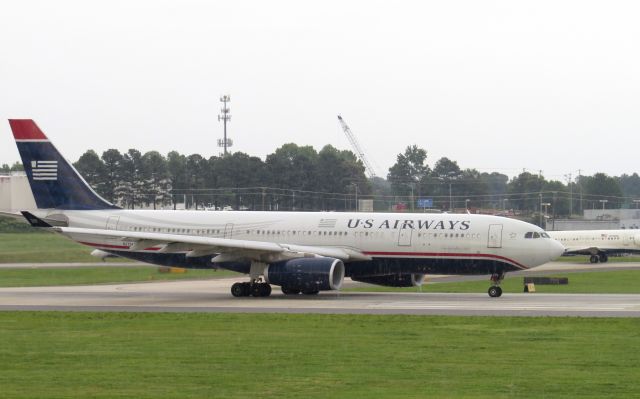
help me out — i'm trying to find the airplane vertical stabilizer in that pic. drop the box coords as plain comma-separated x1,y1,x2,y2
9,119,119,210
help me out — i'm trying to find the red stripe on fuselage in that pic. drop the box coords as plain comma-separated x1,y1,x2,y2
9,119,48,140
362,251,528,270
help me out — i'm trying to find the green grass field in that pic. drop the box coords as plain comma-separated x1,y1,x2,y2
0,232,130,263
0,266,239,287
0,312,638,398
347,270,640,294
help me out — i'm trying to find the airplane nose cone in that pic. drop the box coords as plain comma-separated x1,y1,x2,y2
549,239,565,260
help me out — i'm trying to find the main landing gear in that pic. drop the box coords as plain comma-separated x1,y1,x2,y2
488,271,505,298
589,253,608,264
231,261,272,297
231,281,272,297
230,283,320,297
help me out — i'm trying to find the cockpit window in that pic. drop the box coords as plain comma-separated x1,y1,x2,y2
525,231,548,239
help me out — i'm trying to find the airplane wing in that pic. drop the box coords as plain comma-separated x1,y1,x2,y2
562,245,639,256
561,245,601,255
53,226,371,263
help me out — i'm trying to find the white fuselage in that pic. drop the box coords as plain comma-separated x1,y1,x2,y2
37,208,564,271
549,229,640,255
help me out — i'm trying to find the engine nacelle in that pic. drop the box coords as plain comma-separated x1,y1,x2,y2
90,249,120,260
351,273,426,287
264,257,345,291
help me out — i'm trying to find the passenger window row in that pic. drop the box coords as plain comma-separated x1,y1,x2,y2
417,232,480,239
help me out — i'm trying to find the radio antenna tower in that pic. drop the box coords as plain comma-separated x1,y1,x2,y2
337,115,377,178
217,95,233,156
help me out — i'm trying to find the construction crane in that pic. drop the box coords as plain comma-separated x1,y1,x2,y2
337,115,377,178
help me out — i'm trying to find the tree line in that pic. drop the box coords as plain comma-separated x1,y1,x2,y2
3,143,640,222
69,144,369,211
386,145,640,218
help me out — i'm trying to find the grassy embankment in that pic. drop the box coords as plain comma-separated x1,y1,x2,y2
0,232,239,285
0,312,638,399
0,266,239,287
0,231,128,263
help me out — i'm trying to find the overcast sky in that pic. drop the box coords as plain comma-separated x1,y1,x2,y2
1,0,638,181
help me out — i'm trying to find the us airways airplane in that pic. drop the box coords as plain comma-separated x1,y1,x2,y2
548,229,640,263
8,119,564,298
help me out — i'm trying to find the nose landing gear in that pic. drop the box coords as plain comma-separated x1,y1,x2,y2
488,271,505,298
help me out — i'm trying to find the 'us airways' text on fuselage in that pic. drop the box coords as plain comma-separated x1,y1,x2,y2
347,218,471,230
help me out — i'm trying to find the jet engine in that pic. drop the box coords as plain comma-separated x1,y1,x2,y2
351,273,426,287
264,257,345,292
90,249,120,260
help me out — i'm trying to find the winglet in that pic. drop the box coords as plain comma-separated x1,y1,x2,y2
20,211,53,227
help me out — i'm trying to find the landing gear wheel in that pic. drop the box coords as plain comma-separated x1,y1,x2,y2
488,271,505,298
231,282,250,297
281,287,300,295
590,255,599,264
260,283,272,297
488,286,502,298
251,283,272,297
599,253,609,263
302,289,320,295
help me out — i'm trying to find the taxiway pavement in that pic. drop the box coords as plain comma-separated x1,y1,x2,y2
1,275,639,317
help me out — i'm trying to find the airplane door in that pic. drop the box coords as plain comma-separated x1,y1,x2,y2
398,227,413,246
106,216,119,230
224,223,234,239
487,224,503,248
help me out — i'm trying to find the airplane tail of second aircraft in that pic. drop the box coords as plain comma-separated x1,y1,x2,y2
9,119,119,210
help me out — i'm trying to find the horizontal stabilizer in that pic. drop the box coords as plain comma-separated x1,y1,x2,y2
21,211,53,227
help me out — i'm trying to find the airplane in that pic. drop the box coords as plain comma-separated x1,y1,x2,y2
548,229,640,263
8,119,565,298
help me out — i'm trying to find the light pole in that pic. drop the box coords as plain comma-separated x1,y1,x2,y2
350,183,359,212
218,95,232,156
599,199,608,210
541,202,551,228
503,198,508,212
410,183,415,212
465,199,470,211
539,193,543,226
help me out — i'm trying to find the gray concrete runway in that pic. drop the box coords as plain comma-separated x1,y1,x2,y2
1,276,639,317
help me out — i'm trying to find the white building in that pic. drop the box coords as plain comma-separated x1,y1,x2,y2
548,208,640,231
0,172,37,213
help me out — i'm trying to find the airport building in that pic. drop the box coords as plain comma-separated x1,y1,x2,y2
548,209,640,231
0,172,36,213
